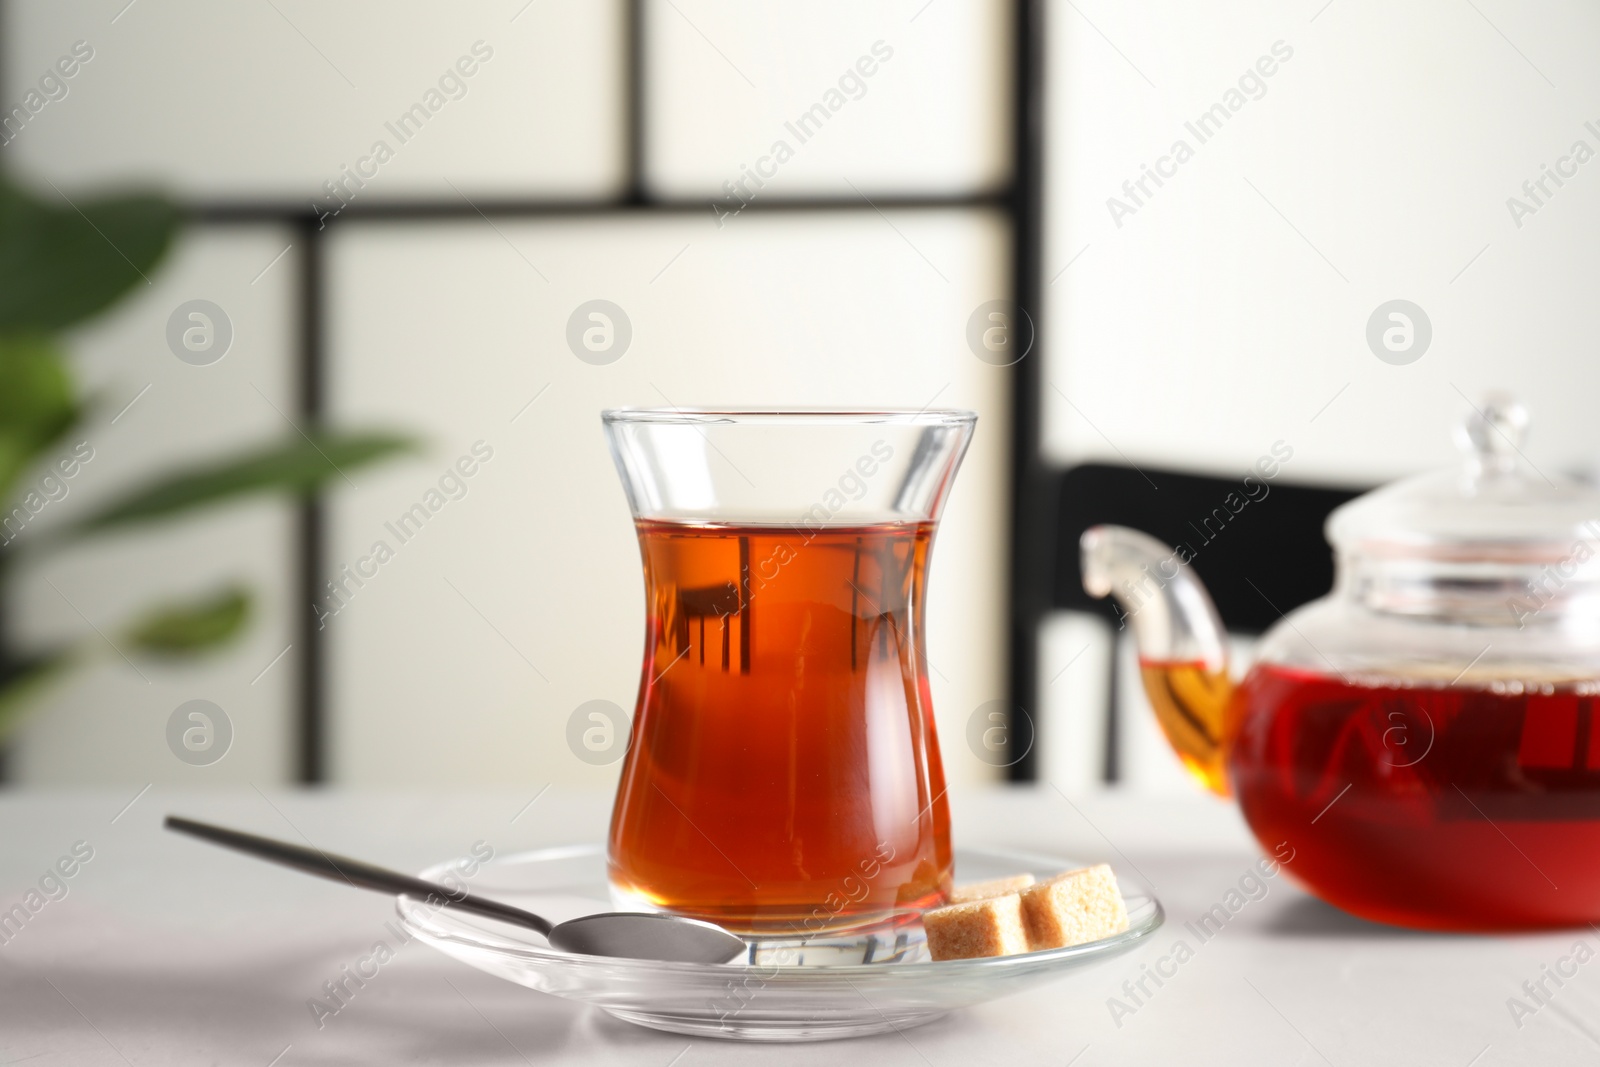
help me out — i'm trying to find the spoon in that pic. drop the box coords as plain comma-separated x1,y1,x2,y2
164,816,748,965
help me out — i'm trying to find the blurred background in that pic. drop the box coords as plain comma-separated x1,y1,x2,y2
3,0,1598,797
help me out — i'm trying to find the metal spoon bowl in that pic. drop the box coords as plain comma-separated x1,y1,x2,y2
164,816,747,965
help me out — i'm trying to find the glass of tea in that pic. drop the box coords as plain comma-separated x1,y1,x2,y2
601,408,975,934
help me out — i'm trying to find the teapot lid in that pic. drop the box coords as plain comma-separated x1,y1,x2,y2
1327,394,1600,562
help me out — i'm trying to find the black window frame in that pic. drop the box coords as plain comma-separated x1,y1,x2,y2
8,0,1360,784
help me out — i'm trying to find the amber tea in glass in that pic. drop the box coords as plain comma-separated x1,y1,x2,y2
602,410,974,933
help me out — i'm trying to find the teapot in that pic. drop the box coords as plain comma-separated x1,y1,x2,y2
1082,395,1600,930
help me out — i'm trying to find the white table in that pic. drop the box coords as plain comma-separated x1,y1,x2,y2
0,786,1591,1065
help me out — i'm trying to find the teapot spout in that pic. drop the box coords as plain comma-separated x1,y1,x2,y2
1081,526,1233,795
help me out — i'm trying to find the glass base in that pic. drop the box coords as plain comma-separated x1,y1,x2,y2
610,881,931,961
604,1006,949,1042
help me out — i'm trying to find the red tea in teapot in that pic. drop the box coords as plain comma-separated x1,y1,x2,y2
607,520,952,932
1216,661,1600,930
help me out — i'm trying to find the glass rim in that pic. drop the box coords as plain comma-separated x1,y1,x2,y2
601,406,977,426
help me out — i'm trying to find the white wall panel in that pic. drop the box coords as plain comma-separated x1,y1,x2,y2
1036,610,1112,793
1045,0,1600,484
4,0,625,200
9,227,299,785
645,0,1010,198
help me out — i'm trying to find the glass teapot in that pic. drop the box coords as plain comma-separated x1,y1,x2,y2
1082,395,1600,930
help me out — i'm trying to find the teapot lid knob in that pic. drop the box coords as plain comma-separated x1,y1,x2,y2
1330,394,1600,559
1456,391,1528,473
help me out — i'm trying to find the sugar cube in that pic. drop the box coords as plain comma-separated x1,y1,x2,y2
923,894,1030,961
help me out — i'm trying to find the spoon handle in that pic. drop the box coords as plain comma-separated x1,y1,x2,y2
165,815,553,936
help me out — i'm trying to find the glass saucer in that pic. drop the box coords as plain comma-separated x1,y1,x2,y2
396,844,1163,1042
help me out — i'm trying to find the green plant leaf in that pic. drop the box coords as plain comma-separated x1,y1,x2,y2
124,586,251,656
0,177,180,333
0,335,79,505
60,430,416,541
0,648,75,740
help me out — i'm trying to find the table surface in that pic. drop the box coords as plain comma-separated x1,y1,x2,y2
0,785,1593,1066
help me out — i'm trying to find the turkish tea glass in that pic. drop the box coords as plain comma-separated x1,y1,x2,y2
602,409,976,934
